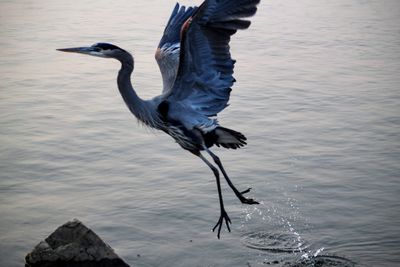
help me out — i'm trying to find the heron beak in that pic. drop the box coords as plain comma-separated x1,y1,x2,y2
57,46,106,57
57,46,94,54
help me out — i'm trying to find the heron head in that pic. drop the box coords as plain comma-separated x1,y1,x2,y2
57,42,127,59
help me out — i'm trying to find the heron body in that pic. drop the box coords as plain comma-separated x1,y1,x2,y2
58,0,261,238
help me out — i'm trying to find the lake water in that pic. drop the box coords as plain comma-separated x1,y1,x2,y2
1,0,399,266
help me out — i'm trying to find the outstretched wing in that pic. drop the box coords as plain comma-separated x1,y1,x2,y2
155,3,197,94
165,0,260,117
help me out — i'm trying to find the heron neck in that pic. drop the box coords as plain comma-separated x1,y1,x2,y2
117,56,150,125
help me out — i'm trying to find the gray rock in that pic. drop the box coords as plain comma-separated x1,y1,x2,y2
25,219,130,267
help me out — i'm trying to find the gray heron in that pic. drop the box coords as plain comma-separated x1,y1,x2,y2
58,0,261,239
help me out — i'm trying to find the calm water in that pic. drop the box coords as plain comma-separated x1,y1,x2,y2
1,0,399,266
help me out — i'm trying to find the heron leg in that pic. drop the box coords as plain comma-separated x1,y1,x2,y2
204,147,259,205
198,153,231,239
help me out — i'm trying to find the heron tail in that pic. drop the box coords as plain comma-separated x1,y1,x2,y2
210,126,247,149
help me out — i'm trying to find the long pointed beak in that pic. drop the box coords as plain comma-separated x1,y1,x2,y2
57,46,96,54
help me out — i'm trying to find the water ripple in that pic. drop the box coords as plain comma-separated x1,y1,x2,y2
285,255,356,267
242,231,310,253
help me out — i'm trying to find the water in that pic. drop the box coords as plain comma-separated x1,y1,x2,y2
1,0,399,266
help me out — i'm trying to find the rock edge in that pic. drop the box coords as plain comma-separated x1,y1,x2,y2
25,219,130,267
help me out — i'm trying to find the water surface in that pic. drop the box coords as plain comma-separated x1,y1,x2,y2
1,0,399,266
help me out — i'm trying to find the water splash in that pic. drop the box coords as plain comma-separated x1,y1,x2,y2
241,202,355,266
286,220,306,254
240,194,343,266
301,246,325,260
241,198,310,257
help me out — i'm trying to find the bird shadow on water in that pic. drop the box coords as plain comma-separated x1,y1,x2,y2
239,201,356,267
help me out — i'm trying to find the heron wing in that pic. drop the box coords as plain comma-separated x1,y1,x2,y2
156,3,197,94
165,0,260,117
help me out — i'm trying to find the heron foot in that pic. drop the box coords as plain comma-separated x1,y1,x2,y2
238,188,259,205
212,210,231,239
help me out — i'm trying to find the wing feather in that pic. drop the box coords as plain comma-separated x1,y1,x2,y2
166,0,260,117
155,3,197,94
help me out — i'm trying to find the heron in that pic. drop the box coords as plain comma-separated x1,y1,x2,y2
58,0,260,239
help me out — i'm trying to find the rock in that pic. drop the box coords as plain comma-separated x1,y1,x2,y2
25,219,130,267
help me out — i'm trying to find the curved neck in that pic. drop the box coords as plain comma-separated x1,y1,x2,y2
117,53,155,126
117,54,140,109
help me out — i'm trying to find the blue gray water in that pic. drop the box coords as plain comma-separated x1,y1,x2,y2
1,0,399,266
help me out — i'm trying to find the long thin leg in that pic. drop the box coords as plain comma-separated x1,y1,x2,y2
204,147,259,205
198,153,231,239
